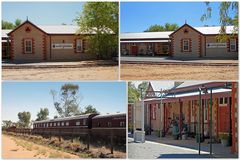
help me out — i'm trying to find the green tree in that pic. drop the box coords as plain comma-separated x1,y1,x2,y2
36,108,49,121
75,2,119,59
201,2,238,41
18,111,31,128
144,23,179,32
2,120,13,129
50,83,82,117
14,18,22,27
2,20,14,29
128,82,140,103
137,82,149,99
83,105,99,114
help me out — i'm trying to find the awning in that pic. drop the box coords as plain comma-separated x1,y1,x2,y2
121,40,170,43
143,88,232,104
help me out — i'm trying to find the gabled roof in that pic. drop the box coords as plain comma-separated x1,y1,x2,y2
169,23,204,36
7,20,114,36
8,20,47,35
121,24,235,40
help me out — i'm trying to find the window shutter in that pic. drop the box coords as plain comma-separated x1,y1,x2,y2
74,38,77,53
227,38,230,52
236,38,238,52
83,39,86,53
180,39,183,52
32,38,35,54
22,38,25,54
189,38,192,52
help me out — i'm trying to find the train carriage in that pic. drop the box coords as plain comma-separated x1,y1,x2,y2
92,113,126,129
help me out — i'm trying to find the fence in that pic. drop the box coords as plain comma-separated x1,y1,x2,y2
5,127,126,154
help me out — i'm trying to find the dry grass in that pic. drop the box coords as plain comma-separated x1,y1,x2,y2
3,132,125,158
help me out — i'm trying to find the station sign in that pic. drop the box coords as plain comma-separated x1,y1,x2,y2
206,43,227,48
52,43,73,49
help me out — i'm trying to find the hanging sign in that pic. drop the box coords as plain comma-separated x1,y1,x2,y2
206,43,227,48
52,43,73,49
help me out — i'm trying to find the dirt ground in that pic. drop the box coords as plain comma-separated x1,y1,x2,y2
2,134,79,158
2,60,118,80
120,64,238,80
3,67,118,80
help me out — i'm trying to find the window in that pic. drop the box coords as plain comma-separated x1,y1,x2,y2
54,123,56,126
24,39,32,53
76,39,83,52
151,105,156,120
183,39,189,51
46,123,48,127
66,122,69,126
43,123,45,127
61,122,64,126
220,97,228,106
98,122,101,127
230,39,236,51
107,122,111,127
76,121,80,126
50,123,52,127
120,121,125,127
83,119,86,125
57,122,60,126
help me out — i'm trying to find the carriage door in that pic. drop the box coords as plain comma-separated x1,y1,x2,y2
131,43,138,55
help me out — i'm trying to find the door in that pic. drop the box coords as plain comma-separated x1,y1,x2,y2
219,105,230,133
131,44,138,55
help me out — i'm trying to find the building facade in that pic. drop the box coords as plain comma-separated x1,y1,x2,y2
120,23,238,59
130,81,238,153
4,20,97,62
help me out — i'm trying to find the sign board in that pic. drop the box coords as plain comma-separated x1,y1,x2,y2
52,43,73,49
206,43,227,48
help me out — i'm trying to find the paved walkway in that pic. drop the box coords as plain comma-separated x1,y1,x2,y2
128,138,211,159
121,56,238,66
128,134,238,158
145,134,238,158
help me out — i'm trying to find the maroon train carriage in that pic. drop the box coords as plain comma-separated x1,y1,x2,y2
33,113,98,135
92,113,126,129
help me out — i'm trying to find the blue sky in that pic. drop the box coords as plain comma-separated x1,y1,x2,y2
2,2,84,25
121,2,235,32
2,82,126,122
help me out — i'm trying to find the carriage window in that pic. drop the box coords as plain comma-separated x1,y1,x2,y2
76,121,80,126
57,122,60,126
120,121,125,127
50,123,52,127
43,123,45,127
61,122,64,126
46,123,48,127
54,123,56,126
83,119,86,125
66,122,69,126
98,122,101,127
107,122,111,127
